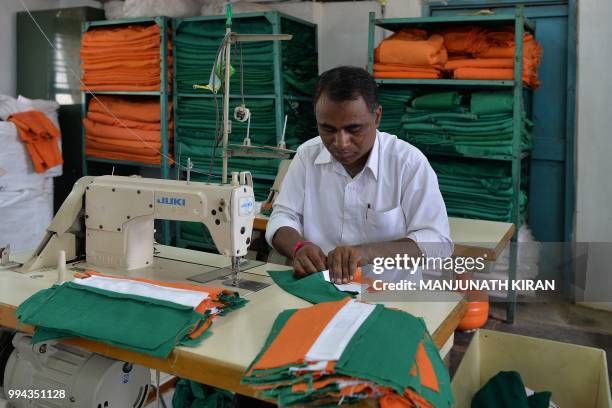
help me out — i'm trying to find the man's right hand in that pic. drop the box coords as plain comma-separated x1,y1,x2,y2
293,243,327,278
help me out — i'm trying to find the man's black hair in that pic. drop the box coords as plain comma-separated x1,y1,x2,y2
313,66,379,113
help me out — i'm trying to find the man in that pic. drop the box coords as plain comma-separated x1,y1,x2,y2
265,66,452,284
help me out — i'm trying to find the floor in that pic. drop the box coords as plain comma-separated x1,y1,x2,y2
448,301,612,393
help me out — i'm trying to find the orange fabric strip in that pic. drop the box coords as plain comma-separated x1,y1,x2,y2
253,298,351,370
415,341,439,392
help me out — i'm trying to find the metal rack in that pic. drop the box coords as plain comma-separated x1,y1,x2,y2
173,11,318,250
80,16,172,244
367,8,535,323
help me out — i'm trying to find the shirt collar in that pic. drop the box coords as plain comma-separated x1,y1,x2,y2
313,131,380,180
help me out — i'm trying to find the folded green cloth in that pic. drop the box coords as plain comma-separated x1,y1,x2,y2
17,282,207,358
471,91,514,115
411,92,462,110
173,378,235,408
267,269,355,304
472,371,552,408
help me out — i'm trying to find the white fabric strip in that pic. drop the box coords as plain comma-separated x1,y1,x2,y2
305,299,376,362
72,275,209,309
288,361,329,373
321,270,362,293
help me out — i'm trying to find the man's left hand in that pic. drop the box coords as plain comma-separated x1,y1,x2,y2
327,245,368,284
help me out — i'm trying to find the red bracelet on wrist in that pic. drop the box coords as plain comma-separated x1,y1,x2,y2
292,240,313,258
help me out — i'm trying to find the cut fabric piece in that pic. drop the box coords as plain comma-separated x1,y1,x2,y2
8,110,63,174
242,299,453,407
267,269,357,304
16,272,246,358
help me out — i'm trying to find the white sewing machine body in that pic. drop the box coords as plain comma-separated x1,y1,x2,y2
19,175,255,274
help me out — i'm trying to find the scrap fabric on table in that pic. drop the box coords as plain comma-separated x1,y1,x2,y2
16,271,247,358
267,269,364,304
243,298,453,407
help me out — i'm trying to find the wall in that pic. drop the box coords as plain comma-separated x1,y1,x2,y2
271,0,422,73
575,1,612,311
0,0,100,97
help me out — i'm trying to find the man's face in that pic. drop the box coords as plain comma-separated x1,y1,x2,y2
315,94,382,169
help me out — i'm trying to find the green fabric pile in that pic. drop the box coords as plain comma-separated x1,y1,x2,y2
172,379,235,408
16,281,246,358
401,91,532,158
430,158,528,223
472,371,552,408
175,17,317,97
378,87,418,136
242,300,454,407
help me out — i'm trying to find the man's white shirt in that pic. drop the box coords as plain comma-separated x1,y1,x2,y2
265,130,453,259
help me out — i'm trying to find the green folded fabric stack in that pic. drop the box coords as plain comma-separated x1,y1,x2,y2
175,17,317,97
378,87,418,136
16,281,246,358
430,158,528,224
401,91,532,158
173,379,235,408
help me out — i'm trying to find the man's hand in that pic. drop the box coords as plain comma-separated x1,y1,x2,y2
293,243,327,278
327,245,368,284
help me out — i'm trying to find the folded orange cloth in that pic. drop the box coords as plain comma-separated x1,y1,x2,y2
83,118,165,142
81,24,161,46
444,58,514,70
441,26,489,56
87,111,173,131
88,96,170,123
81,24,171,91
453,67,514,80
85,148,173,165
373,63,443,72
374,71,441,79
8,111,63,173
374,29,448,66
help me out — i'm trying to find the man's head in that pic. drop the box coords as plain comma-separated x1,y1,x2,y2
313,66,382,173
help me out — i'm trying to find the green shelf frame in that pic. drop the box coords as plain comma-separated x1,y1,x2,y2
81,16,173,244
375,78,514,87
368,8,534,324
173,11,318,250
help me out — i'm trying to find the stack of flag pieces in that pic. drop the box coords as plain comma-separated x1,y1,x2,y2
84,95,173,165
80,24,172,91
16,271,247,358
8,111,63,173
242,298,453,407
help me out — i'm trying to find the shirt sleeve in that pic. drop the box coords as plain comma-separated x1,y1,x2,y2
401,151,454,259
265,149,307,246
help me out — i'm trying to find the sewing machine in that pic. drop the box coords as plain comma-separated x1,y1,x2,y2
15,173,267,290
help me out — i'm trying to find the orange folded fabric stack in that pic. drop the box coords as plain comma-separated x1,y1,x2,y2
81,24,172,91
441,27,542,88
8,111,63,173
84,95,173,164
374,29,447,79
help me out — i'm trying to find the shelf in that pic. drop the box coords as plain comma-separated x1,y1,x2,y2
375,79,514,87
178,93,312,101
418,149,531,162
84,16,162,29
376,14,534,32
84,91,168,96
86,157,172,168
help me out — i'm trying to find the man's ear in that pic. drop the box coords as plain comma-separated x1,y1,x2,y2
374,105,382,128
